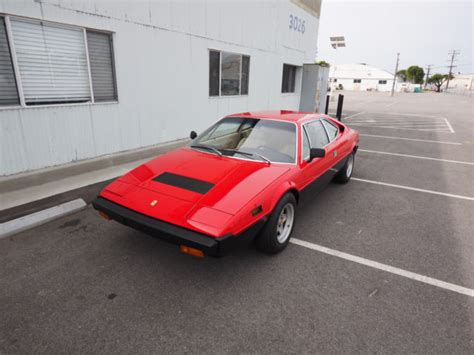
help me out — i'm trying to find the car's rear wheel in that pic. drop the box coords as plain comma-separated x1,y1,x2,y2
256,193,296,254
334,151,355,184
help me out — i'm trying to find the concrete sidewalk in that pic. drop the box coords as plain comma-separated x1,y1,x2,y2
0,138,187,222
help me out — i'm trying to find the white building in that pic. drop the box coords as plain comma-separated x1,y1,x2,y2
329,63,394,92
0,0,322,176
448,74,474,91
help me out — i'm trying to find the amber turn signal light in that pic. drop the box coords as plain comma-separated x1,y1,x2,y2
98,211,111,220
180,245,205,258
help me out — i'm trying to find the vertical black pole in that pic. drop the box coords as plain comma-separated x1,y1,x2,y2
336,94,344,121
325,95,329,115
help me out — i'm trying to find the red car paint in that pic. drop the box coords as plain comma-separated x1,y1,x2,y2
99,111,359,239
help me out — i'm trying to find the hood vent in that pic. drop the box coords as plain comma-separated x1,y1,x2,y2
153,172,215,194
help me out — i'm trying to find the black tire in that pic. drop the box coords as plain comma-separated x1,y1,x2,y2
334,152,355,184
256,193,297,254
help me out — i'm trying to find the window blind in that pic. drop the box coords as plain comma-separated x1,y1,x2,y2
10,18,91,105
86,30,117,102
0,17,19,106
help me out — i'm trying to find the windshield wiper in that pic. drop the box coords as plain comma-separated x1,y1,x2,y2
190,144,222,156
252,152,271,165
222,149,271,165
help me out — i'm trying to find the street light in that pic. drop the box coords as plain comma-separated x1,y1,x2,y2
329,36,346,100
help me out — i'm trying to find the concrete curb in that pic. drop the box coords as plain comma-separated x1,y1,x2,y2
0,199,87,239
0,138,188,193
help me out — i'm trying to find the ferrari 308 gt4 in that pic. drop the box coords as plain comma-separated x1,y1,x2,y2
93,111,359,257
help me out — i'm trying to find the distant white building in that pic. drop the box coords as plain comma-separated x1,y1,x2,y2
448,74,474,91
329,63,394,92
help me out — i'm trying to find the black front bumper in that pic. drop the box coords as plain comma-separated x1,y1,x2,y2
92,197,266,256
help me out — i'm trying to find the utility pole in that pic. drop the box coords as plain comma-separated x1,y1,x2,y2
390,52,400,97
445,50,460,92
424,64,432,89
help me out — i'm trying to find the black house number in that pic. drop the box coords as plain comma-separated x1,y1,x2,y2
289,14,305,34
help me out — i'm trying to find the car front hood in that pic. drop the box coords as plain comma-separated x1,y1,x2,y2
102,148,290,230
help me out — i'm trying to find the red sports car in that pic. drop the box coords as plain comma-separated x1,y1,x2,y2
93,111,359,257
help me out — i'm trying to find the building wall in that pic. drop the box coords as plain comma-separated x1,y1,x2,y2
0,0,320,176
448,75,474,91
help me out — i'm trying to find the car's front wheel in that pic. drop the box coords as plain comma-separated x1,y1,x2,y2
256,193,296,254
334,151,355,184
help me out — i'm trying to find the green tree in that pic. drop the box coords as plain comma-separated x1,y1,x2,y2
407,66,425,84
317,60,330,67
396,69,407,82
427,74,448,92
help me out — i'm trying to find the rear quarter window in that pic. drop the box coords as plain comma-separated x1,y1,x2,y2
322,119,339,140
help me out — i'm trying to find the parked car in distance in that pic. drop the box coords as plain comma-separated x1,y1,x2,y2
93,111,359,257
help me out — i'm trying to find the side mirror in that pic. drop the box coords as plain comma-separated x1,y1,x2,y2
309,148,325,161
190,130,197,140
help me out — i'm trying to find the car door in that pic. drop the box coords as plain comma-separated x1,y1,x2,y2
321,119,344,170
299,119,334,199
321,118,350,171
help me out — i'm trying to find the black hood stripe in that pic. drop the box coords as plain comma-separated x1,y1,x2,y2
153,172,215,194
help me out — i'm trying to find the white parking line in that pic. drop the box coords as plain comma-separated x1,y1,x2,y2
358,149,474,166
352,121,448,126
352,178,474,201
290,238,474,298
369,112,442,119
444,118,455,133
345,111,366,119
349,124,452,133
359,134,462,145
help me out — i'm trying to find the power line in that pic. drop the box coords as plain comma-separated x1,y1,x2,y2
445,50,460,91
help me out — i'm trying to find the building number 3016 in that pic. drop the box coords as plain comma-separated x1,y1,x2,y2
289,14,305,33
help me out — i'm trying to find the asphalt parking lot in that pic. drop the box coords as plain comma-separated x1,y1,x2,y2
1,91,473,353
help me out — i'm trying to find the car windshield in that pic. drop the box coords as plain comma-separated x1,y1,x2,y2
190,117,296,163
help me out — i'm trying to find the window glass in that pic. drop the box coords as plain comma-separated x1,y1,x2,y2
302,127,310,161
209,50,220,96
282,64,297,93
322,119,338,140
192,117,296,163
305,120,329,148
209,51,249,96
87,30,117,102
241,55,250,95
221,52,241,96
0,17,19,106
353,79,361,83
378,80,387,84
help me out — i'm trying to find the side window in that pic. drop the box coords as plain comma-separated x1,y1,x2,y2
302,127,311,161
322,119,339,141
304,120,329,148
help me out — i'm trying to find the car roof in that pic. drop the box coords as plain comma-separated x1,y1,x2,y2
225,110,326,123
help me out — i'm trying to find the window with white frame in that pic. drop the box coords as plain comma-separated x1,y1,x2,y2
0,15,117,107
0,17,19,106
209,50,250,97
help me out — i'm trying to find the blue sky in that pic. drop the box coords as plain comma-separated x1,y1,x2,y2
317,0,473,74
